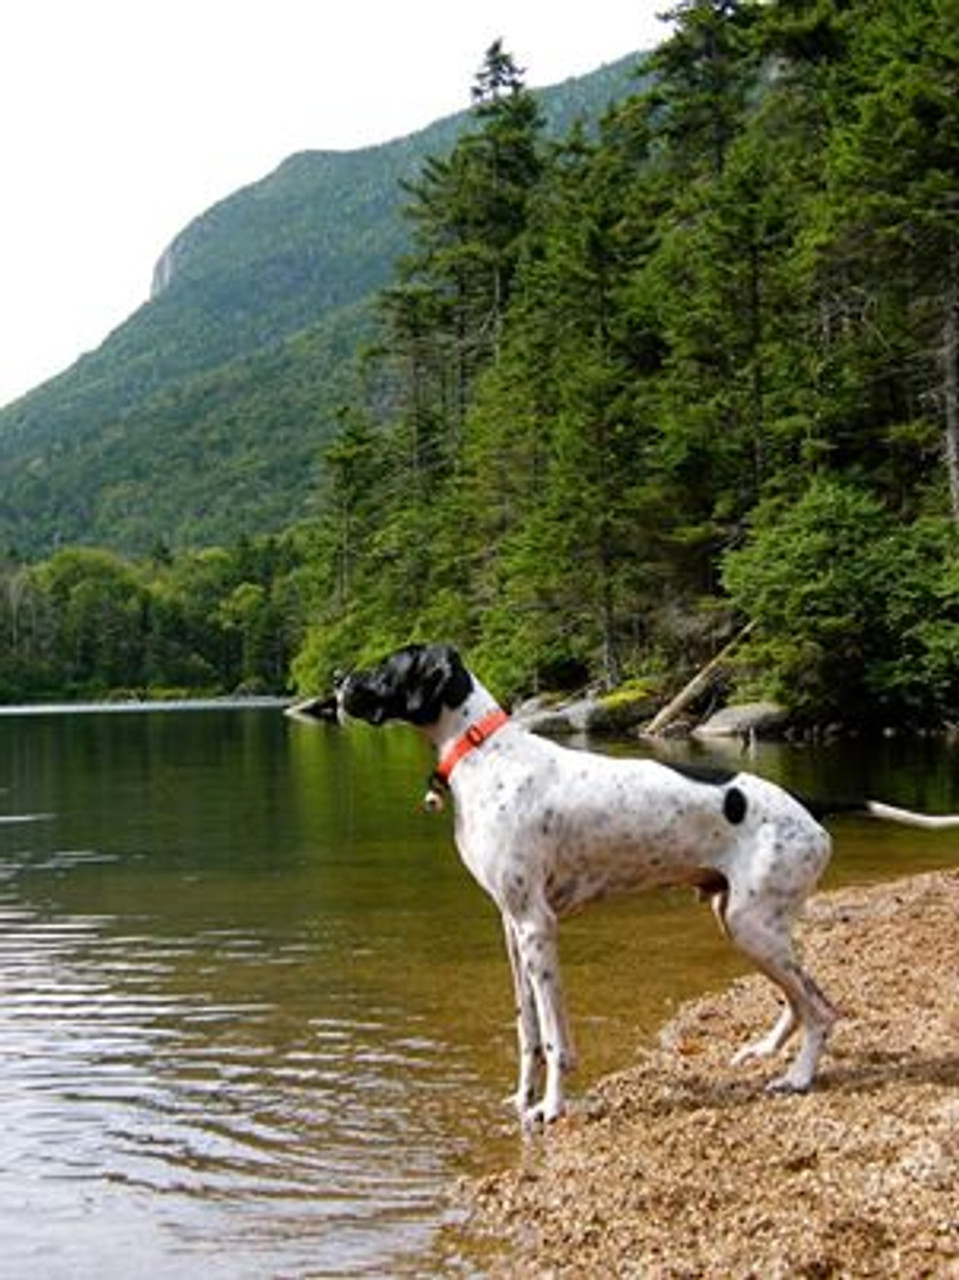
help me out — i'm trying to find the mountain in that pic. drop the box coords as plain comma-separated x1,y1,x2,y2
0,54,646,557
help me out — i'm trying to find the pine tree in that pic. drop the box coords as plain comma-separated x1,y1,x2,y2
332,42,548,662
387,42,544,445
804,0,959,519
650,0,763,176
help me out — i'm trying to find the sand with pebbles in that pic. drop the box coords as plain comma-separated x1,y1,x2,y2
461,870,959,1278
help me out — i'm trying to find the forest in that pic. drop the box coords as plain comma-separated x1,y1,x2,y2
2,0,958,729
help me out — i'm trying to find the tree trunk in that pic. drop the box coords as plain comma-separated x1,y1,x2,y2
943,246,959,526
748,234,765,493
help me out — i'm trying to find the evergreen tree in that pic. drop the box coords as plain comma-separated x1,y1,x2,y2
812,0,959,520
386,41,545,442
649,0,763,176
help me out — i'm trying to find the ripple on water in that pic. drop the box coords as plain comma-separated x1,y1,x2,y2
0,894,495,1277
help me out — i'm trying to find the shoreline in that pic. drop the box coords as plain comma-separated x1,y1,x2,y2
0,696,288,717
460,870,959,1277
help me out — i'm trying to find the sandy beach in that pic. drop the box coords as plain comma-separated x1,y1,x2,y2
463,870,959,1278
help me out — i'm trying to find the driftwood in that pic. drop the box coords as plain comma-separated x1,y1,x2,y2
644,622,755,737
284,693,339,723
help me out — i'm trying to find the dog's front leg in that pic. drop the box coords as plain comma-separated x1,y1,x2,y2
502,913,543,1114
513,908,575,1125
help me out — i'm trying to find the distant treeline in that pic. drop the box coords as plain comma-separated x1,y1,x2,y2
3,1,959,728
0,537,309,702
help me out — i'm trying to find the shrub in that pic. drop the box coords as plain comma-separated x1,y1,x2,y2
722,480,959,727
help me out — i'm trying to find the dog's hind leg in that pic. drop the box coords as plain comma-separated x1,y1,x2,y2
723,896,837,1093
709,881,799,1061
766,962,837,1093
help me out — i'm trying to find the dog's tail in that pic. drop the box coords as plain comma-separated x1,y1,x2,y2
861,800,959,830
805,796,959,830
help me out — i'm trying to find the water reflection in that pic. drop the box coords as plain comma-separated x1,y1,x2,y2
0,711,506,1277
0,709,956,1277
0,900,500,1277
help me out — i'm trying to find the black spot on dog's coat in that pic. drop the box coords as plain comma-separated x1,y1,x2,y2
723,786,748,825
664,761,738,787
661,761,747,823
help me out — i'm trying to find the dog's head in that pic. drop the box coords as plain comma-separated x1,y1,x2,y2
338,643,473,727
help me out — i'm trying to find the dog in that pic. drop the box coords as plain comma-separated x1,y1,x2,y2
337,643,959,1125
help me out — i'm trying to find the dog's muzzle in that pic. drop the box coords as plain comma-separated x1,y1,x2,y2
337,672,391,725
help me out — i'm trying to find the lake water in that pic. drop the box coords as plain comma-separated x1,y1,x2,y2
0,707,957,1278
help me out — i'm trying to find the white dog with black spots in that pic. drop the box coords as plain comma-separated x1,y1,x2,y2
330,643,959,1126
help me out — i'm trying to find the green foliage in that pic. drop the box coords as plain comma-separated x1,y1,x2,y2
723,482,959,725
2,11,958,726
296,5,959,726
0,534,311,700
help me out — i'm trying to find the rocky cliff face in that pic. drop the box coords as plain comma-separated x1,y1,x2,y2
150,243,177,297
150,220,204,297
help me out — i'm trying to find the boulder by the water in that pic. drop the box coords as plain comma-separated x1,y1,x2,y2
692,701,789,740
516,687,661,737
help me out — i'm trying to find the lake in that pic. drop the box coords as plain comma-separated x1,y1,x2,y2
0,707,957,1278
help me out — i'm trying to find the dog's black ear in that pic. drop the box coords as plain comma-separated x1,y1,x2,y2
438,646,473,709
404,644,472,724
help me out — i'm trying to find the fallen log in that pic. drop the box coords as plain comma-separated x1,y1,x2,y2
643,622,755,737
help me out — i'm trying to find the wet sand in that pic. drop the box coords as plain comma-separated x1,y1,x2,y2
463,870,959,1277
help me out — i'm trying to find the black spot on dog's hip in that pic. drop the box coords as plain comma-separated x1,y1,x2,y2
723,786,748,825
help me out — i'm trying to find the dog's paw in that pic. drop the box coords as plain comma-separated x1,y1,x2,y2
766,1072,813,1095
521,1098,566,1129
731,1035,783,1066
505,1088,536,1116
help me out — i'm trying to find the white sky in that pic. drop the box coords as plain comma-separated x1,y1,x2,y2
0,1,669,410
